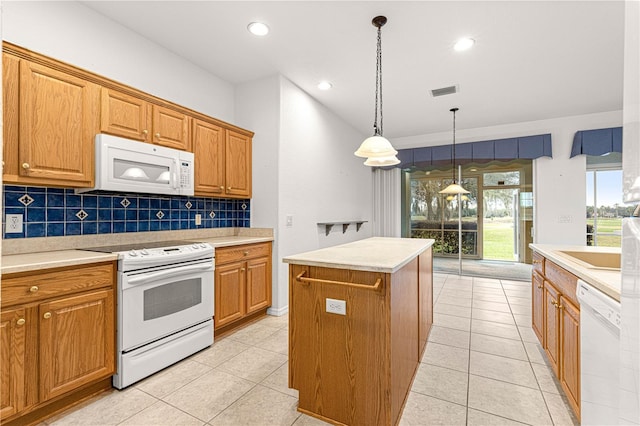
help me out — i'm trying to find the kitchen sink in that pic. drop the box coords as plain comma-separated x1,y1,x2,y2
557,250,621,270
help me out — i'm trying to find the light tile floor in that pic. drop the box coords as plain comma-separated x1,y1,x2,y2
43,273,578,426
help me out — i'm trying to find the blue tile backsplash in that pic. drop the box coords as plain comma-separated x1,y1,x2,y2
2,185,250,239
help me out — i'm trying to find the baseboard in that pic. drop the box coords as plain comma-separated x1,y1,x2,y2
267,305,288,316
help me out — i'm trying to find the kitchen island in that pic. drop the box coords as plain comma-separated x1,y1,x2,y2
283,237,434,426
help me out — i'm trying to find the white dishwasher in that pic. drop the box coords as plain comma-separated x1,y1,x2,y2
577,279,621,425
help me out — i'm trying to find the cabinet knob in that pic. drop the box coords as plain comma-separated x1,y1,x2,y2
142,129,148,135
241,268,245,272
155,133,161,139
30,286,39,293
227,187,232,191
22,162,30,170
17,318,26,326
550,300,558,309
537,284,543,289
533,260,541,265
243,251,249,256
43,312,52,319
219,186,224,190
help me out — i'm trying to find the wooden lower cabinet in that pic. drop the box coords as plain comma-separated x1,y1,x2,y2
0,308,27,420
560,295,580,417
543,281,561,376
531,251,581,421
0,262,116,425
214,242,272,333
531,271,544,343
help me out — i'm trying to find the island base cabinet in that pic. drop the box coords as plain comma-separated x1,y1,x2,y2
289,256,430,426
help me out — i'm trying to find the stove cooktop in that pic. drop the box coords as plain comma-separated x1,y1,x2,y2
83,240,198,254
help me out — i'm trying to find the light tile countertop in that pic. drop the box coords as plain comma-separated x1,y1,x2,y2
529,243,621,301
1,228,273,275
283,237,435,273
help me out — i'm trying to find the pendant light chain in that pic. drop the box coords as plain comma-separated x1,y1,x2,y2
452,108,457,183
373,24,383,137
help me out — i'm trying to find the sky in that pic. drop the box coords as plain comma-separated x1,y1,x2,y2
586,170,623,207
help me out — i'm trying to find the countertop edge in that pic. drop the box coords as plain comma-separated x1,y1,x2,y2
529,243,621,301
283,238,435,273
2,236,274,275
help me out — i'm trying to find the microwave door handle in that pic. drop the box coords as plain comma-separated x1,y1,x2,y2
173,160,179,189
127,263,214,286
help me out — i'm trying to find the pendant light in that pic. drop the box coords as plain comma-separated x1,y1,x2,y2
354,16,399,166
439,107,469,195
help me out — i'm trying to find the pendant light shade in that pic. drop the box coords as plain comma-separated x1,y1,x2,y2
356,16,400,165
439,107,469,195
355,135,398,158
363,154,400,167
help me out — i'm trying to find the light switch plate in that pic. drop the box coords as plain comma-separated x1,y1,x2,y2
326,298,346,315
195,214,202,225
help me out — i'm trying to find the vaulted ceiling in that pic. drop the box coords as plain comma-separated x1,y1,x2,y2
82,1,625,138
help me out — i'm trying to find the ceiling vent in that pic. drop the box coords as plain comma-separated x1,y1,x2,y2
430,85,458,97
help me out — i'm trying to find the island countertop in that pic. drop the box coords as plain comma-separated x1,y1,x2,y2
529,243,621,301
282,237,435,273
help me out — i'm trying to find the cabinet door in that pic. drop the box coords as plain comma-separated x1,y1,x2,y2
225,130,252,198
193,119,225,196
246,256,272,314
560,296,580,418
3,53,20,182
418,248,433,358
214,261,246,329
532,272,545,344
0,308,27,420
543,281,561,376
39,289,115,401
152,105,190,151
100,88,151,142
19,60,98,185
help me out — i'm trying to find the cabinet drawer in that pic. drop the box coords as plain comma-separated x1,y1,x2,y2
1,262,114,307
216,242,271,265
532,251,545,276
545,260,578,306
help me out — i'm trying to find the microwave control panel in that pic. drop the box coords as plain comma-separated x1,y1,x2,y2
180,161,192,188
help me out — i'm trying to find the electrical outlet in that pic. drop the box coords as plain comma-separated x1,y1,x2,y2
286,214,293,227
326,298,346,315
195,214,202,226
6,214,23,233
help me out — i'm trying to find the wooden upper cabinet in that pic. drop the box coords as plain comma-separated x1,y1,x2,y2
0,308,27,421
100,88,151,142
225,130,252,198
3,53,20,180
2,57,99,187
152,105,190,151
193,118,225,196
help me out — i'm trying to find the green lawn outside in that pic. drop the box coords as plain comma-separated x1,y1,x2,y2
484,220,515,260
587,217,622,247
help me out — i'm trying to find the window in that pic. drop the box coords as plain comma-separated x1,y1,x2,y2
586,153,630,247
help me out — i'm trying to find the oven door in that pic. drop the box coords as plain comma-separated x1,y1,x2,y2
120,259,214,352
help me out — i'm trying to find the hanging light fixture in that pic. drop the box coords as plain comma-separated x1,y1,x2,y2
439,107,469,195
354,16,399,166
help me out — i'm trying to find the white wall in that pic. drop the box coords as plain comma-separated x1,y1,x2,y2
1,1,235,122
236,76,373,313
392,110,622,245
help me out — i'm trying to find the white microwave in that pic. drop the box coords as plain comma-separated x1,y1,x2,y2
78,134,194,196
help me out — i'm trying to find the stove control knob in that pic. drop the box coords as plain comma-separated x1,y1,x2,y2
140,249,149,256
192,244,199,249
128,250,138,257
200,243,207,248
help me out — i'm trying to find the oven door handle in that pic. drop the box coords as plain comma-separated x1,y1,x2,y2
127,263,214,286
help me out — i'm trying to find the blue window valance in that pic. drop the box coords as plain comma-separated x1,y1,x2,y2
396,133,552,169
570,127,622,158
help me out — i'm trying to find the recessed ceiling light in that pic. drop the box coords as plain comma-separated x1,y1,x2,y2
317,81,332,90
454,37,475,51
247,22,269,36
